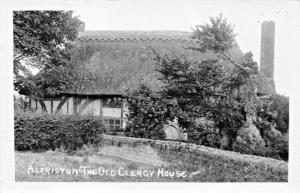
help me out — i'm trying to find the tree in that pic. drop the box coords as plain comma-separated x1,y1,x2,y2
124,14,256,148
123,14,287,159
192,14,254,73
148,14,268,150
13,11,84,98
154,53,245,148
191,14,265,150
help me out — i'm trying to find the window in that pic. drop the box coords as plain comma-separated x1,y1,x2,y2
102,97,122,108
103,118,122,130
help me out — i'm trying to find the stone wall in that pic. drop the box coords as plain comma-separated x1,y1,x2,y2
99,134,288,182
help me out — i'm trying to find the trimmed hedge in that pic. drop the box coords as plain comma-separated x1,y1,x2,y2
15,114,105,152
101,135,288,182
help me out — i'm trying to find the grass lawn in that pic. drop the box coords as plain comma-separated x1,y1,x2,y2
15,151,201,182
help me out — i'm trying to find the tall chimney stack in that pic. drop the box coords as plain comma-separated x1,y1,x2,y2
260,21,275,90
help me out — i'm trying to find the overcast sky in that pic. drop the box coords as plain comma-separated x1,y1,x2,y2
74,0,300,96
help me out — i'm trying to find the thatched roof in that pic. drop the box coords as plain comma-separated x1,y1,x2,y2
69,31,200,95
25,30,275,97
70,30,267,95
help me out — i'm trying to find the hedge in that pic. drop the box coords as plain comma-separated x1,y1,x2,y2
15,114,105,152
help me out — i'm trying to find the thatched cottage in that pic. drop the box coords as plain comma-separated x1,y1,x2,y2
24,29,275,139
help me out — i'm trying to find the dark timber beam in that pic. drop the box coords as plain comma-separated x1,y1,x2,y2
54,96,70,114
37,99,47,113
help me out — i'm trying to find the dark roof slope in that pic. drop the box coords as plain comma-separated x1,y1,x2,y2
69,30,257,95
25,31,274,97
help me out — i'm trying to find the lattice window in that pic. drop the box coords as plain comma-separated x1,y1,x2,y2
103,118,122,130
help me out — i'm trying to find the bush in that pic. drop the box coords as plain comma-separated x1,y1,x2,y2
187,118,222,148
14,114,105,152
270,94,289,133
232,134,288,161
253,93,289,161
272,138,288,161
124,84,177,140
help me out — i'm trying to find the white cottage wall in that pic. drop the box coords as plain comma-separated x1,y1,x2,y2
44,101,51,114
36,101,42,113
53,101,60,114
102,108,121,118
82,99,101,116
68,97,73,115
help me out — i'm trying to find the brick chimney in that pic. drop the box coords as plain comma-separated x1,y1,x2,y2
260,21,275,91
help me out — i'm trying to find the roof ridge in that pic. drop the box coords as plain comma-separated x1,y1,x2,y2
77,30,194,42
79,30,192,37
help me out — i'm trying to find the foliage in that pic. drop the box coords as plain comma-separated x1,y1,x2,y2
272,137,288,161
16,66,74,97
123,15,288,161
192,14,256,74
13,11,84,97
124,84,177,140
191,15,289,160
232,136,288,161
14,114,104,152
188,118,222,148
191,14,259,117
270,94,289,133
252,94,289,161
154,54,245,147
191,14,271,153
192,14,236,53
123,15,252,149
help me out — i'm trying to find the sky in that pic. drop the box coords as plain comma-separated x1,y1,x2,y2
73,0,300,96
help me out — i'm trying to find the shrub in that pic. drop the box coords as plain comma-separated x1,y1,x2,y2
253,94,289,161
14,114,105,152
270,94,289,133
232,133,288,161
187,118,222,148
272,138,288,161
124,84,177,140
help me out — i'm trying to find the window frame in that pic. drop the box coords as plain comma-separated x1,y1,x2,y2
102,117,122,131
